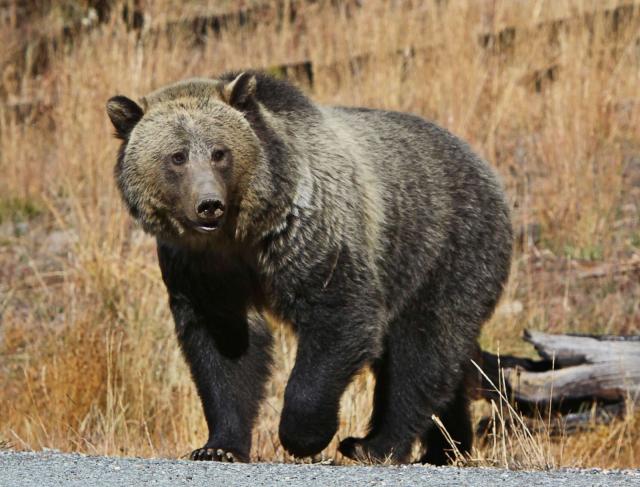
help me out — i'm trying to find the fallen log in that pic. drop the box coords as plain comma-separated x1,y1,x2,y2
476,330,640,425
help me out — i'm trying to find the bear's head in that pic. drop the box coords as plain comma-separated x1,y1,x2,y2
106,72,263,245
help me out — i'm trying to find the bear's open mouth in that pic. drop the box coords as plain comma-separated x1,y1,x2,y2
182,217,221,234
194,222,220,233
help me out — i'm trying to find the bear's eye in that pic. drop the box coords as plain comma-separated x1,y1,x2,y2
212,149,226,163
171,151,187,165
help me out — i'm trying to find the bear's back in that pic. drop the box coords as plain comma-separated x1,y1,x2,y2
320,105,511,314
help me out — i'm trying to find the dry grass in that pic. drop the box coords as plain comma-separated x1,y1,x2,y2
1,0,639,468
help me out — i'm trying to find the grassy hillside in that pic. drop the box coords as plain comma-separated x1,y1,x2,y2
1,0,639,467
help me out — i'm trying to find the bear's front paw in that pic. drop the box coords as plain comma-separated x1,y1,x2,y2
278,407,338,458
189,446,247,462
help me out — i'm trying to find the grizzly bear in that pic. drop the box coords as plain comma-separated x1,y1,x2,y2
106,71,512,464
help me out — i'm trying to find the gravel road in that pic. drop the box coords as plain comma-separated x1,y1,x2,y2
1,450,639,486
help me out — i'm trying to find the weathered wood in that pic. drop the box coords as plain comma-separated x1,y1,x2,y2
477,331,640,419
525,329,640,366
505,362,640,405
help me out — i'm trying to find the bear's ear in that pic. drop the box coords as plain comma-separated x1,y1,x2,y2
220,72,257,108
106,96,144,140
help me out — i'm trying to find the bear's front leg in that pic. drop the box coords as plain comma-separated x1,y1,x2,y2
169,296,273,462
158,243,272,462
278,297,383,458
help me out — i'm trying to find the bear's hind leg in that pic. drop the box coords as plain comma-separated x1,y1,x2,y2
339,292,469,464
419,379,472,465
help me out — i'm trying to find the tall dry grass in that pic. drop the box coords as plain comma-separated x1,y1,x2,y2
1,0,639,467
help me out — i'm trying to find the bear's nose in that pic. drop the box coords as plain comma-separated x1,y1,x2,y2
196,198,225,221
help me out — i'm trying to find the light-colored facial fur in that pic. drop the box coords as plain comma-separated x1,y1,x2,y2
113,77,266,248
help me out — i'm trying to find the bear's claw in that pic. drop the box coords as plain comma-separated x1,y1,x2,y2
190,447,240,462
